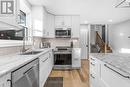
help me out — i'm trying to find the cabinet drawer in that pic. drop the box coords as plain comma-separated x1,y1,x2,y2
89,57,101,80
90,58,97,73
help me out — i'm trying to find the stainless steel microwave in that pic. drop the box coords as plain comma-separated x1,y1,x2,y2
55,28,71,38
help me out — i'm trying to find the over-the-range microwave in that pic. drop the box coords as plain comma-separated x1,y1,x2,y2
55,28,71,38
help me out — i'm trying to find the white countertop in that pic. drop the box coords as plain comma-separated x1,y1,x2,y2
90,53,130,78
0,48,52,77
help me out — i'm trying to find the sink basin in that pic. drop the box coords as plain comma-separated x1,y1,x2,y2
20,51,42,55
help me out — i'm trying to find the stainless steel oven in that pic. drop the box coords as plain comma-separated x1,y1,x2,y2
54,46,72,69
55,28,71,38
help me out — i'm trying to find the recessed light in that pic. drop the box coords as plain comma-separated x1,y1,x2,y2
108,19,113,22
84,21,89,24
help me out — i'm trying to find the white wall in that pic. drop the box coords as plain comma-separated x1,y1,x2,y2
108,20,130,53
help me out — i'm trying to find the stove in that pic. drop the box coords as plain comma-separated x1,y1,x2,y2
54,46,72,69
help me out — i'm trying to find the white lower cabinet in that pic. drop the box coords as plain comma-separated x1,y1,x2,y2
100,62,130,87
89,57,101,87
39,50,53,87
0,73,11,87
90,57,130,87
72,48,81,68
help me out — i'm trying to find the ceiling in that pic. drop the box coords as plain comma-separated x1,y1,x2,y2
27,0,130,24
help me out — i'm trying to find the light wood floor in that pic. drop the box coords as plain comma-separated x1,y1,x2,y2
49,60,90,87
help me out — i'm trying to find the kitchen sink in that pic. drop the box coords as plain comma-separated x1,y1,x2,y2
20,51,42,55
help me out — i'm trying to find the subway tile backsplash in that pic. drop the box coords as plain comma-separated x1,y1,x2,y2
42,38,79,48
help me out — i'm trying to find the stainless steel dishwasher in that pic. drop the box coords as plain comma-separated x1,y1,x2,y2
11,59,39,87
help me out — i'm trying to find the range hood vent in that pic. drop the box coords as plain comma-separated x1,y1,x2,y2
116,0,130,8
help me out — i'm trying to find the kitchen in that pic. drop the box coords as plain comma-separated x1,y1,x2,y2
0,0,130,87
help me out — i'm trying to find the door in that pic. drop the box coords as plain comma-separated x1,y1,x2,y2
80,24,89,59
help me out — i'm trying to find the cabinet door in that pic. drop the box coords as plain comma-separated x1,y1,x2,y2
101,63,130,87
45,13,55,38
43,9,48,37
71,16,80,38
55,16,64,28
90,73,97,87
49,50,54,69
89,57,101,87
39,51,53,87
64,16,72,27
39,53,49,87
32,6,44,37
0,73,11,87
72,48,81,68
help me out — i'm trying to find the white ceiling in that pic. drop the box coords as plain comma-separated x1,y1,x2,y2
28,0,130,24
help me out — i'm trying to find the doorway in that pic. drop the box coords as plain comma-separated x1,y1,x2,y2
80,24,89,59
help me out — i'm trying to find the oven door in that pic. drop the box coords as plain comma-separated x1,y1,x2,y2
54,52,72,69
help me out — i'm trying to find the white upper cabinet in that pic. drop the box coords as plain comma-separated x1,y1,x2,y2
55,16,72,28
55,15,80,38
44,13,55,38
55,16,64,28
64,16,72,28
32,6,44,37
71,16,80,38
0,0,20,29
43,9,48,36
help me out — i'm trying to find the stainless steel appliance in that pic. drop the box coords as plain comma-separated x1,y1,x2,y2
12,59,39,87
55,28,71,38
54,46,72,69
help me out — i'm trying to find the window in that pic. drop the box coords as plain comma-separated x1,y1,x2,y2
18,10,26,26
18,10,28,39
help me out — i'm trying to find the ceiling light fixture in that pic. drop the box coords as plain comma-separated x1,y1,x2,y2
108,19,113,22
84,21,89,24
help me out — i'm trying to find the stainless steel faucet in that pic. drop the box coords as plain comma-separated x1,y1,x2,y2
21,36,29,53
20,26,34,53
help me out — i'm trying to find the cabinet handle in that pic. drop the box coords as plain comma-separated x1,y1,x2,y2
91,62,95,66
42,57,49,62
90,74,95,79
104,64,130,79
49,53,51,58
7,79,12,85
